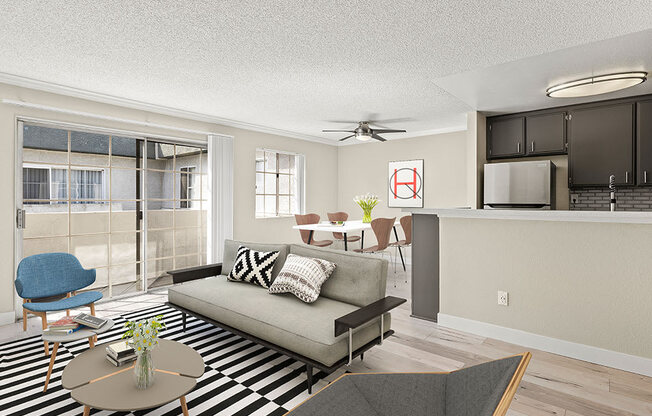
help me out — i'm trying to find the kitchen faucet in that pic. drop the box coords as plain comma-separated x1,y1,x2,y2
609,175,616,212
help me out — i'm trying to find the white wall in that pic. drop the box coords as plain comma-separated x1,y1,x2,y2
0,82,338,319
336,130,468,244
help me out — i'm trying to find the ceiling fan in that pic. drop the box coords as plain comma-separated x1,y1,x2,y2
322,121,406,142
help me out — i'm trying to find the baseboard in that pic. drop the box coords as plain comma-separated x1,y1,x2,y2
0,311,15,326
438,313,652,377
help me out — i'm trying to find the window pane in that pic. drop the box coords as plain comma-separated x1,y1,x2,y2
70,132,110,166
290,175,297,196
49,168,69,200
70,234,109,269
279,196,290,215
265,195,276,215
23,236,68,257
279,174,290,194
71,210,109,235
111,136,143,168
256,195,264,215
147,229,174,259
289,154,296,175
24,210,68,238
278,153,290,173
265,152,276,171
175,145,201,172
255,173,264,194
23,125,68,164
111,168,141,200
255,150,265,172
175,227,200,255
111,232,140,264
264,173,276,194
290,194,298,213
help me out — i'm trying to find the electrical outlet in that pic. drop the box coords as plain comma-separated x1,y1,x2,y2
497,290,509,306
570,193,580,204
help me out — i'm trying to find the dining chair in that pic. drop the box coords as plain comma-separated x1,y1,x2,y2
15,253,103,356
295,214,333,247
353,218,395,270
389,215,412,278
327,212,361,249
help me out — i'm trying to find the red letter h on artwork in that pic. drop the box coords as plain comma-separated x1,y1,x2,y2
394,168,418,199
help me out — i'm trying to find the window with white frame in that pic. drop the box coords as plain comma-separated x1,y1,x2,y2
23,166,105,204
255,149,304,218
179,166,196,208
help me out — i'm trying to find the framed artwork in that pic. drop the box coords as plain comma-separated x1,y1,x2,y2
388,159,423,208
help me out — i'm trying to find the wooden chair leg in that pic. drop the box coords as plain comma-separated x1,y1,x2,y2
88,336,95,349
89,303,95,315
83,405,91,416
43,342,59,392
22,308,27,331
40,312,49,356
180,396,189,416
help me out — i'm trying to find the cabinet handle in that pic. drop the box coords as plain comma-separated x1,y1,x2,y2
531,142,535,152
645,170,648,184
517,142,521,153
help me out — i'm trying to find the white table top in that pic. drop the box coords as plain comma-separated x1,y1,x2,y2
292,219,400,232
42,319,115,343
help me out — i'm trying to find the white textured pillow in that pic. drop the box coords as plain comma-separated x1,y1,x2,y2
228,246,280,288
268,254,336,303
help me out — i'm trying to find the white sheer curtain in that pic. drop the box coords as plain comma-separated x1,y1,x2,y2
207,134,234,263
50,168,67,200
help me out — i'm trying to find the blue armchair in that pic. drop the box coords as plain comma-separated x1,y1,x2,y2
15,253,103,356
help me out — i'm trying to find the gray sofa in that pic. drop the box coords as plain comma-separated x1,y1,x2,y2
166,240,406,393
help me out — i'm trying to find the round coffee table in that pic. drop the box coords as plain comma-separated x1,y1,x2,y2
42,318,114,392
62,339,204,416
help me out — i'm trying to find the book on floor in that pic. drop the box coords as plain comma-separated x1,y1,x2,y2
106,341,135,360
48,316,80,331
73,313,107,329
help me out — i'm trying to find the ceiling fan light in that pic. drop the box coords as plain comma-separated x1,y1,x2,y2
546,72,647,98
356,132,372,141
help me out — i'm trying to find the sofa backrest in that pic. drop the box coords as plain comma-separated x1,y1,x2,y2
289,244,388,307
222,240,290,281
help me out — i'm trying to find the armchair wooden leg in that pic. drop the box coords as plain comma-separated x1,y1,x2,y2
22,308,27,331
89,303,95,315
43,342,59,392
39,312,49,356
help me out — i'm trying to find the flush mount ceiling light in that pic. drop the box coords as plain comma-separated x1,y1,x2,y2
546,72,647,98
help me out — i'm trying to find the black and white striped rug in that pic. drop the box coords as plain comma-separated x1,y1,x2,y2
0,304,327,415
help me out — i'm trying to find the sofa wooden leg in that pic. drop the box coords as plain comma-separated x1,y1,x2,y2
182,312,187,332
306,364,313,394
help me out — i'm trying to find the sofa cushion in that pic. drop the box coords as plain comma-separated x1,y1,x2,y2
227,246,279,288
222,240,289,281
168,276,390,367
289,245,388,307
268,254,336,303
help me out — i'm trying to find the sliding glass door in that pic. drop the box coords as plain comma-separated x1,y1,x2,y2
18,121,208,298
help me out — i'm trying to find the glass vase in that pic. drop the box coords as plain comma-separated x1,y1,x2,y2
134,350,155,389
362,209,373,223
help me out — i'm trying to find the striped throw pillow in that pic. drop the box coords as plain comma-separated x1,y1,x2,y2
268,254,336,303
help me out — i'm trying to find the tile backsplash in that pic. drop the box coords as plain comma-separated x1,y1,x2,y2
570,187,652,211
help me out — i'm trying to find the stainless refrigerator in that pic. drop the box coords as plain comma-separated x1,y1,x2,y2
484,160,556,209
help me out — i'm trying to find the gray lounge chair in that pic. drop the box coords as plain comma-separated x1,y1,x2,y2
286,352,531,416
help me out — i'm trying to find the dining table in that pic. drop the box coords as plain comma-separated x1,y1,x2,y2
292,219,406,270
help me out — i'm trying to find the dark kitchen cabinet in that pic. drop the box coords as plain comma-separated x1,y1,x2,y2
525,112,567,155
569,103,634,187
637,100,652,186
487,117,525,158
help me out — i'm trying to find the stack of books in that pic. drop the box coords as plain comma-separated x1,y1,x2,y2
106,341,136,367
73,313,108,329
43,316,80,336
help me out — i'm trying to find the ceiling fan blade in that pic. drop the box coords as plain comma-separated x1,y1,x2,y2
323,129,355,133
371,134,387,142
372,129,406,133
338,135,355,141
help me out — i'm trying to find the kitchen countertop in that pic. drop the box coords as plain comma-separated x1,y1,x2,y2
404,208,652,224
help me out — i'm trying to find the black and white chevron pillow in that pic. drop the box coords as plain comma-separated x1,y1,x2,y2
228,246,280,288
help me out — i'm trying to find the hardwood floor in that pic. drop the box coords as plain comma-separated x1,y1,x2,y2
2,266,652,415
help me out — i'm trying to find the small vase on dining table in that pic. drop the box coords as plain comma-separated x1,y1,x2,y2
354,193,380,224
